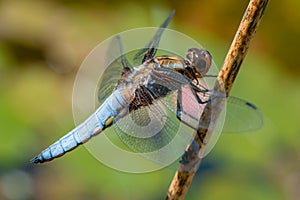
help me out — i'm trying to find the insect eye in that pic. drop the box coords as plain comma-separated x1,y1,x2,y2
186,48,212,76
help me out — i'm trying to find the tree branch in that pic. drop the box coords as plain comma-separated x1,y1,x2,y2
166,0,268,199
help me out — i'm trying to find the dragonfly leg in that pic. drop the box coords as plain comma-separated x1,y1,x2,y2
204,74,217,78
190,86,211,104
184,66,199,85
176,86,208,146
190,82,209,94
176,87,183,121
142,48,157,63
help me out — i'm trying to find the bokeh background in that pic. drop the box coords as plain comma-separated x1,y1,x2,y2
1,0,299,199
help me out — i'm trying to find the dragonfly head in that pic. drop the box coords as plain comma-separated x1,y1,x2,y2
185,48,212,77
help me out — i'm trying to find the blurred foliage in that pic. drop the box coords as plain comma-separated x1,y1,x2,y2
0,0,299,200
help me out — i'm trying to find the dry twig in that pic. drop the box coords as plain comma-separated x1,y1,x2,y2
166,0,268,199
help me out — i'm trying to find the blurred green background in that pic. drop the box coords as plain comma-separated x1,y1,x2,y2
1,0,300,199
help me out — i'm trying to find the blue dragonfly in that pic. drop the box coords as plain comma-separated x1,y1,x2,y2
31,10,263,164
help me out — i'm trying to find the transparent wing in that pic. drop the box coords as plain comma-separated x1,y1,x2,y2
99,9,175,103
132,10,175,65
97,35,132,104
195,94,264,158
196,76,264,132
114,100,177,153
220,96,263,133
176,89,263,133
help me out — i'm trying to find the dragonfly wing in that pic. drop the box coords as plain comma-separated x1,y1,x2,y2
220,96,264,133
196,75,264,132
114,101,172,153
132,10,175,65
194,95,264,158
111,96,194,166
180,78,264,133
98,35,133,104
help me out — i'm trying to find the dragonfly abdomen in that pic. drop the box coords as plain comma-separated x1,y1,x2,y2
31,89,131,164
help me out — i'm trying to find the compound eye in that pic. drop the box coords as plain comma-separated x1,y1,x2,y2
186,48,212,77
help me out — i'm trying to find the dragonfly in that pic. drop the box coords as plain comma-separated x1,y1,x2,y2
31,10,263,164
